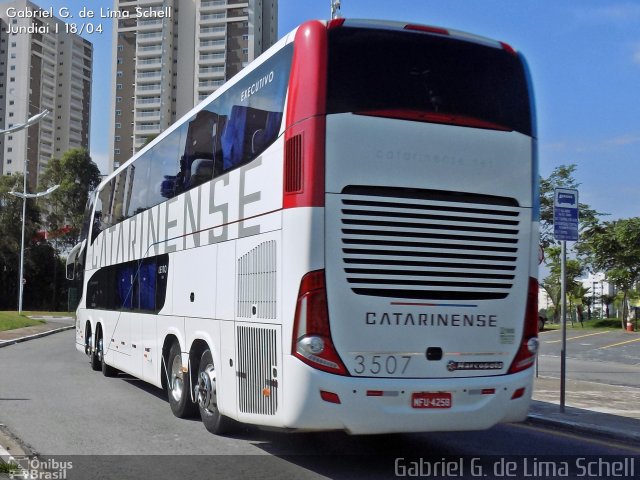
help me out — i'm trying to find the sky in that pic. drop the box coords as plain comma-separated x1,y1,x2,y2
12,0,640,220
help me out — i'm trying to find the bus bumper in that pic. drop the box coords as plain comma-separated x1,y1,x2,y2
277,359,534,434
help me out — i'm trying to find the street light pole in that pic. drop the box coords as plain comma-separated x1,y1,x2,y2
2,109,50,315
9,184,60,314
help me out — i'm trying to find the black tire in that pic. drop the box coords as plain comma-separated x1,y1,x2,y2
90,328,101,371
99,330,118,377
84,324,99,371
195,349,236,435
167,342,198,418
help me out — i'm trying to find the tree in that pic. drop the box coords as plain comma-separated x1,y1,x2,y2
0,174,55,310
542,245,584,323
38,148,102,249
578,218,640,329
539,164,603,248
601,293,616,318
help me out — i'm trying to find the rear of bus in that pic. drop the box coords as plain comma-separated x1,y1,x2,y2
283,20,538,434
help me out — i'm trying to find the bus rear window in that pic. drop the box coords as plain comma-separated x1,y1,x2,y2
327,27,532,136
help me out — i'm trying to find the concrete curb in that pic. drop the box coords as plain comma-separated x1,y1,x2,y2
0,326,74,349
526,413,640,445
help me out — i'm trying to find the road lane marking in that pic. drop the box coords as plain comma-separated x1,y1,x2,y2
544,331,611,344
595,336,640,350
513,423,640,453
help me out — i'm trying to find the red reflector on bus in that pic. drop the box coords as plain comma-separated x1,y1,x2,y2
481,388,496,395
320,390,341,404
500,41,517,56
366,390,384,397
511,388,526,400
404,24,449,35
327,18,346,29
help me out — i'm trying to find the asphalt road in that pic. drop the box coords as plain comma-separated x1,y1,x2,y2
537,327,640,388
538,327,640,367
0,331,638,480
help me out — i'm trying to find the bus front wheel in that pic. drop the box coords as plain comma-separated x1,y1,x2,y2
195,349,235,435
167,342,198,418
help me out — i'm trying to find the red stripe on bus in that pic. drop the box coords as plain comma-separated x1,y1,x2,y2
283,20,327,209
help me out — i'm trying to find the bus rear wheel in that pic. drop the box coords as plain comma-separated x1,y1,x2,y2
167,342,198,418
88,325,101,371
195,349,235,435
98,330,118,377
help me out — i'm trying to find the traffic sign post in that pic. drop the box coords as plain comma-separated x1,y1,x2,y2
554,188,579,241
553,188,579,413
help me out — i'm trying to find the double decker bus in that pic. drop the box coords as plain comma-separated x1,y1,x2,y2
68,19,539,435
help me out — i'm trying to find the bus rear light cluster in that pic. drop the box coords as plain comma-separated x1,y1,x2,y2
292,270,348,375
508,277,539,374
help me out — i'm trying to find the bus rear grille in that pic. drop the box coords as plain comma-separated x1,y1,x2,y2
237,325,278,415
340,186,520,301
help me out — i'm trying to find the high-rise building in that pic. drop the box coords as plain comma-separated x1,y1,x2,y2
0,0,93,189
109,0,277,171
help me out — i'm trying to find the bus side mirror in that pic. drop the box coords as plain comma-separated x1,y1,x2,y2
66,262,76,281
66,241,84,281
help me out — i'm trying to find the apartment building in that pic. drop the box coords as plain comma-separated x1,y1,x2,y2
109,0,277,171
0,0,92,189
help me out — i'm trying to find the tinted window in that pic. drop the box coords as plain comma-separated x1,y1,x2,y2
200,42,293,174
327,28,532,136
91,44,293,230
86,254,169,312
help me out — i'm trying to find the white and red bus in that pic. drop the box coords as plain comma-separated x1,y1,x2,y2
68,19,539,435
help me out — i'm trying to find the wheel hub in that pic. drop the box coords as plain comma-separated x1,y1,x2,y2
170,355,184,402
196,365,216,413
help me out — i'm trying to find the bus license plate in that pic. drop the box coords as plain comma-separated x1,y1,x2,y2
411,392,452,409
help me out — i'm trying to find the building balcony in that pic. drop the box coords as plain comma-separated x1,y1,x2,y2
199,80,224,89
137,32,163,45
137,57,163,70
198,52,225,64
201,0,227,9
135,109,161,121
137,18,163,28
137,44,163,57
136,97,162,107
200,12,227,24
136,70,162,82
135,84,162,95
199,26,226,37
134,123,161,135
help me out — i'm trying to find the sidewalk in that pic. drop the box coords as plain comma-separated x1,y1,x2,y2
0,316,75,348
529,375,640,444
0,321,639,447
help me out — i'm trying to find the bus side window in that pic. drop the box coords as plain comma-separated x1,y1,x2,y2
182,111,218,189
221,105,248,171
252,111,282,155
138,259,157,311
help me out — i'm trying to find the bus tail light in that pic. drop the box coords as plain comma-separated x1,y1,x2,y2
508,277,539,374
292,270,348,376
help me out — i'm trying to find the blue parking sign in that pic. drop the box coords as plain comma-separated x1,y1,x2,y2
554,188,579,241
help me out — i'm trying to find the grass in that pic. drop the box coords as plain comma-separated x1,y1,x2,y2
543,317,626,331
0,461,20,474
0,311,72,332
